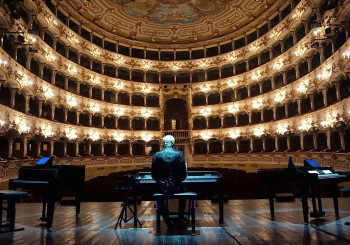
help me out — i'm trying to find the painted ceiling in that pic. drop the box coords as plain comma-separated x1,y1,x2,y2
68,0,274,44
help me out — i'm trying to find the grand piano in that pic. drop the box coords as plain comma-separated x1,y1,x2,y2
9,157,85,231
259,159,350,224
134,171,224,227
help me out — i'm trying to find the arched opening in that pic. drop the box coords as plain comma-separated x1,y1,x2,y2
209,139,222,154
290,134,301,151
249,56,258,70
224,139,237,153
300,96,311,114
277,137,287,151
235,60,247,75
262,79,272,93
311,52,321,70
236,86,248,100
176,72,190,83
253,139,263,152
30,58,40,77
118,141,130,155
80,55,90,69
250,83,260,97
55,73,65,89
192,93,206,106
79,142,89,156
330,131,341,151
298,60,308,78
146,94,159,107
192,70,205,82
92,87,102,100
132,93,145,106
118,92,130,105
79,111,90,126
67,142,76,157
194,140,207,154
207,68,220,81
132,70,144,82
53,141,64,157
132,141,145,155
164,99,188,130
146,71,159,83
104,142,116,156
222,89,235,103
118,117,130,130
104,64,116,77
67,109,77,124
193,117,207,130
0,136,9,159
0,85,11,106
303,134,314,151
14,92,25,113
251,111,261,124
263,108,273,122
237,113,249,126
223,114,235,127
276,105,286,120
326,85,337,106
286,67,296,84
29,97,39,116
68,48,78,63
274,73,283,89
92,114,102,128
316,133,327,151
161,72,175,84
339,77,350,100
54,106,65,123
265,137,275,152
221,64,233,78
42,102,52,120
239,139,250,153
91,143,102,156
132,117,145,130
104,89,116,103
68,78,78,94
287,101,298,117
208,116,221,129
41,141,51,157
146,118,160,130
314,91,324,110
12,138,23,159
104,115,116,129
118,67,130,80
80,83,90,98
208,92,220,105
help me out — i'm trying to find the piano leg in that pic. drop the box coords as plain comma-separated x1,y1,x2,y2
75,188,81,216
40,201,47,221
219,183,224,225
268,185,274,217
332,184,340,217
300,187,309,225
46,198,55,231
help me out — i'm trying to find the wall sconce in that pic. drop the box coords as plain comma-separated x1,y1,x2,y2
273,59,283,71
89,103,100,113
229,129,240,139
274,91,285,103
16,118,30,134
252,99,263,109
41,124,54,138
200,108,210,117
18,75,33,87
276,123,288,135
91,48,100,57
253,127,265,137
142,132,152,142
142,85,151,93
228,104,239,113
0,119,5,127
42,85,54,99
91,76,100,84
67,96,77,107
200,61,207,69
68,65,77,75
172,64,179,72
228,53,237,62
114,132,125,142
296,79,309,93
143,61,150,70
342,51,350,59
227,78,237,87
294,43,307,57
142,109,151,118
201,84,209,92
298,119,312,131
113,107,125,117
115,55,124,66
115,80,124,90
89,130,100,141
66,129,77,140
200,131,212,141
251,70,260,81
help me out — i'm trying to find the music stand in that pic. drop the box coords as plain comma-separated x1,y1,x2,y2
114,175,142,229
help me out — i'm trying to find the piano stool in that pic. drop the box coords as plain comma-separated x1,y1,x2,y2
153,192,197,236
0,190,28,233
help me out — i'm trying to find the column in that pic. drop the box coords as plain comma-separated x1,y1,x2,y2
248,112,252,124
260,110,264,122
63,141,67,156
22,137,28,158
87,141,91,155
295,65,300,79
247,86,251,98
300,133,305,151
88,114,92,126
297,99,301,115
284,103,289,118
76,111,80,125
49,139,54,157
101,115,104,128
25,96,30,114
101,88,105,101
64,76,69,90
206,141,210,154
250,137,254,152
335,82,341,101
282,72,287,85
235,140,240,153
273,107,277,120
274,136,279,151
89,85,93,98
130,142,133,155
262,137,266,152
322,89,327,107
75,141,80,156
101,142,105,156
221,139,225,153
38,100,43,117
51,106,55,121
10,90,16,108
77,81,81,94
64,108,68,123
339,130,345,151
310,94,315,111
51,71,56,85
8,137,14,158
129,118,133,130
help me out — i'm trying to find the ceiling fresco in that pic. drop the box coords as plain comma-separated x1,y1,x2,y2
68,0,274,44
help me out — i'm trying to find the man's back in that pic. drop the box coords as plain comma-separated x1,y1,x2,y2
151,148,187,182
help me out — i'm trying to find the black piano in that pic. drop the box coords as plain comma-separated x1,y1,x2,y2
9,157,85,231
134,171,224,227
259,159,350,224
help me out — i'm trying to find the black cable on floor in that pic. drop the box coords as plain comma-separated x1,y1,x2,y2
220,223,243,245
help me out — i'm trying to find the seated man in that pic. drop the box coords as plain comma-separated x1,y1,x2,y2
151,135,187,228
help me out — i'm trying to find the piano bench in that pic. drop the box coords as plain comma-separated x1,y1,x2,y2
0,190,28,233
153,192,197,236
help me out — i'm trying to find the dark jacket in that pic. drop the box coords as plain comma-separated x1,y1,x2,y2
151,147,187,183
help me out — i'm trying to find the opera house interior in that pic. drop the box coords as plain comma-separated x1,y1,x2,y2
0,0,350,244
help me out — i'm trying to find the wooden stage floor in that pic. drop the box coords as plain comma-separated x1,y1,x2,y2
1,198,350,245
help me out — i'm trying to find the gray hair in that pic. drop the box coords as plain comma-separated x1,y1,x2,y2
162,135,175,146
